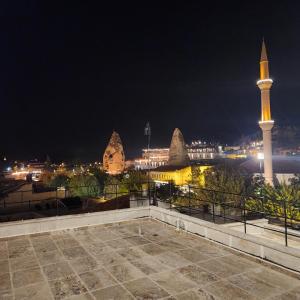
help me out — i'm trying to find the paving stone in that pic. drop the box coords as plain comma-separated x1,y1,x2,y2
176,248,210,263
49,274,87,299
94,251,126,266
139,243,167,256
105,238,132,249
43,261,74,281
247,267,300,290
14,282,53,300
106,262,144,283
270,286,300,300
71,255,99,274
130,255,169,275
37,250,65,266
198,258,242,277
8,240,34,259
10,254,39,272
31,238,58,253
92,284,134,300
177,264,219,286
83,242,111,257
12,267,44,288
88,229,119,242
227,272,282,298
62,246,88,260
79,268,117,291
0,260,9,275
175,288,216,300
150,270,197,295
0,242,8,259
194,244,231,258
67,293,94,300
155,251,191,268
116,246,148,262
124,277,169,299
205,280,257,299
55,238,80,250
0,290,13,300
124,236,151,246
0,273,11,292
158,239,188,251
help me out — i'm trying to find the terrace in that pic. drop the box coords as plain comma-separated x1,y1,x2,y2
0,210,300,300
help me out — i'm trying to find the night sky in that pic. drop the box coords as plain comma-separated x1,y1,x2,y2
1,1,300,162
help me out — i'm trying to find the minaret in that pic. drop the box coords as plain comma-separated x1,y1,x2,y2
257,40,274,186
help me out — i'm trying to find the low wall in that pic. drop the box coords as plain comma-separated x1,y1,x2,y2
0,207,150,238
150,206,300,273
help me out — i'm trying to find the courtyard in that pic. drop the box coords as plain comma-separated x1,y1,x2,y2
0,217,299,300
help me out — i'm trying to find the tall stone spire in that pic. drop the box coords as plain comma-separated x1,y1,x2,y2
168,128,190,166
257,40,274,186
103,131,125,175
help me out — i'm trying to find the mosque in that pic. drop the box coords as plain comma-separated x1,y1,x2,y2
102,41,276,186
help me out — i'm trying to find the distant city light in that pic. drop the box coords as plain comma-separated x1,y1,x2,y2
6,167,11,171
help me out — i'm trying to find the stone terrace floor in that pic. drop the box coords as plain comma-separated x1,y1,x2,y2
0,218,300,300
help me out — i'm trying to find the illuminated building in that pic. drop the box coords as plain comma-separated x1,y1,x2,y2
150,165,210,186
257,40,274,186
134,148,169,170
187,140,221,160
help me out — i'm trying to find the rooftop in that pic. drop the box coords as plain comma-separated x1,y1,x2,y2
1,217,299,300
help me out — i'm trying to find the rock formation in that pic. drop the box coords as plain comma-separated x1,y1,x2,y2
168,128,190,166
103,131,125,175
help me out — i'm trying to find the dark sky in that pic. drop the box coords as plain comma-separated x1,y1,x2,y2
1,1,300,162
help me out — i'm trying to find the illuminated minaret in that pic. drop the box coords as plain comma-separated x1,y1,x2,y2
257,40,274,186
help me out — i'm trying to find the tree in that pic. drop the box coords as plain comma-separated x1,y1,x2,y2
121,170,149,191
103,176,129,200
49,174,69,188
88,167,109,192
246,183,300,226
69,175,100,198
198,164,248,206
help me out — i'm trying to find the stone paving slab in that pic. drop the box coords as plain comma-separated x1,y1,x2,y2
0,217,299,299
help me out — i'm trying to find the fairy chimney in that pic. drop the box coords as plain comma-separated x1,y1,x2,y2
103,131,125,175
168,128,190,166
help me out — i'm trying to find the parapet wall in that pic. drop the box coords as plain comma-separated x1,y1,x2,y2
150,206,300,273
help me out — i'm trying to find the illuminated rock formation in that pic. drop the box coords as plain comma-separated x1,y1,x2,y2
103,131,125,175
168,128,190,166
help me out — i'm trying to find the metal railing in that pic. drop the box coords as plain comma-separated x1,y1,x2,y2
0,181,299,247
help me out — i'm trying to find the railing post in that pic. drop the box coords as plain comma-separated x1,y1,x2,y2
148,181,151,206
154,183,157,206
115,184,118,209
283,200,288,247
212,191,215,223
169,181,172,210
188,185,191,216
243,197,247,234
56,189,58,216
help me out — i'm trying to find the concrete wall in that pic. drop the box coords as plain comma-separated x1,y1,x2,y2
150,206,300,273
0,207,150,238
